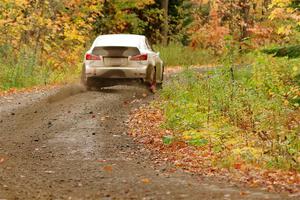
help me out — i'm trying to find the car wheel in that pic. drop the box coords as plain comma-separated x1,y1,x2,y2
86,78,95,90
81,72,93,91
154,64,164,90
149,68,157,93
81,67,86,84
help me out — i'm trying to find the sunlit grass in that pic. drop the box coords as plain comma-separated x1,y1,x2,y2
153,43,218,67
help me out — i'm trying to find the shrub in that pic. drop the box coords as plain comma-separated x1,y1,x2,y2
262,45,300,58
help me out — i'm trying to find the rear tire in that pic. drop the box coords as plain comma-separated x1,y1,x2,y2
156,64,164,90
149,68,157,93
81,71,93,90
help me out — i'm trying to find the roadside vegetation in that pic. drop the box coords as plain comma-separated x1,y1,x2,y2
156,0,300,173
158,7,300,169
0,45,80,90
154,43,217,66
161,52,300,171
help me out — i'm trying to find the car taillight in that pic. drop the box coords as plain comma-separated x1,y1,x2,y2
85,54,101,60
130,54,148,61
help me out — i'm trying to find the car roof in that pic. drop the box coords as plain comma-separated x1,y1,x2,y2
93,34,146,48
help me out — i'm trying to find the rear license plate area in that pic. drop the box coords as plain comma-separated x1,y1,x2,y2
104,58,127,66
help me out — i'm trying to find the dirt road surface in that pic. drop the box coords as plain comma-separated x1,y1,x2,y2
0,84,295,199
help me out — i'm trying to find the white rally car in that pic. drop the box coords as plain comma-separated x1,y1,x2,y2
81,34,164,91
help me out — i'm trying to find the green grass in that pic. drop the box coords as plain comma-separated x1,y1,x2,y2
160,52,300,171
0,46,80,91
153,43,217,67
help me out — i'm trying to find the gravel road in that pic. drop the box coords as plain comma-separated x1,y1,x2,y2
0,83,294,199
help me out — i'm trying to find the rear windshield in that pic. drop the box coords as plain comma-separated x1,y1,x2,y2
93,35,144,49
92,46,140,57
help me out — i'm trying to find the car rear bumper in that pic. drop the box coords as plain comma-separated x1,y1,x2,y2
85,66,147,79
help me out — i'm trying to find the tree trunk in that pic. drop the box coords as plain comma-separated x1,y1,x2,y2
239,0,251,41
161,0,169,46
262,0,271,15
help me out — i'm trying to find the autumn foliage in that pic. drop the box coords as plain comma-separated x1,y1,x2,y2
189,0,300,51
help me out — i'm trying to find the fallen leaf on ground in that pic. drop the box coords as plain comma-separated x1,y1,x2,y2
234,163,242,170
45,170,55,174
97,159,107,163
141,178,151,184
103,165,113,172
239,191,249,196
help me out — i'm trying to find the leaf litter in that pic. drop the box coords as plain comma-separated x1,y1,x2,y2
127,104,300,195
